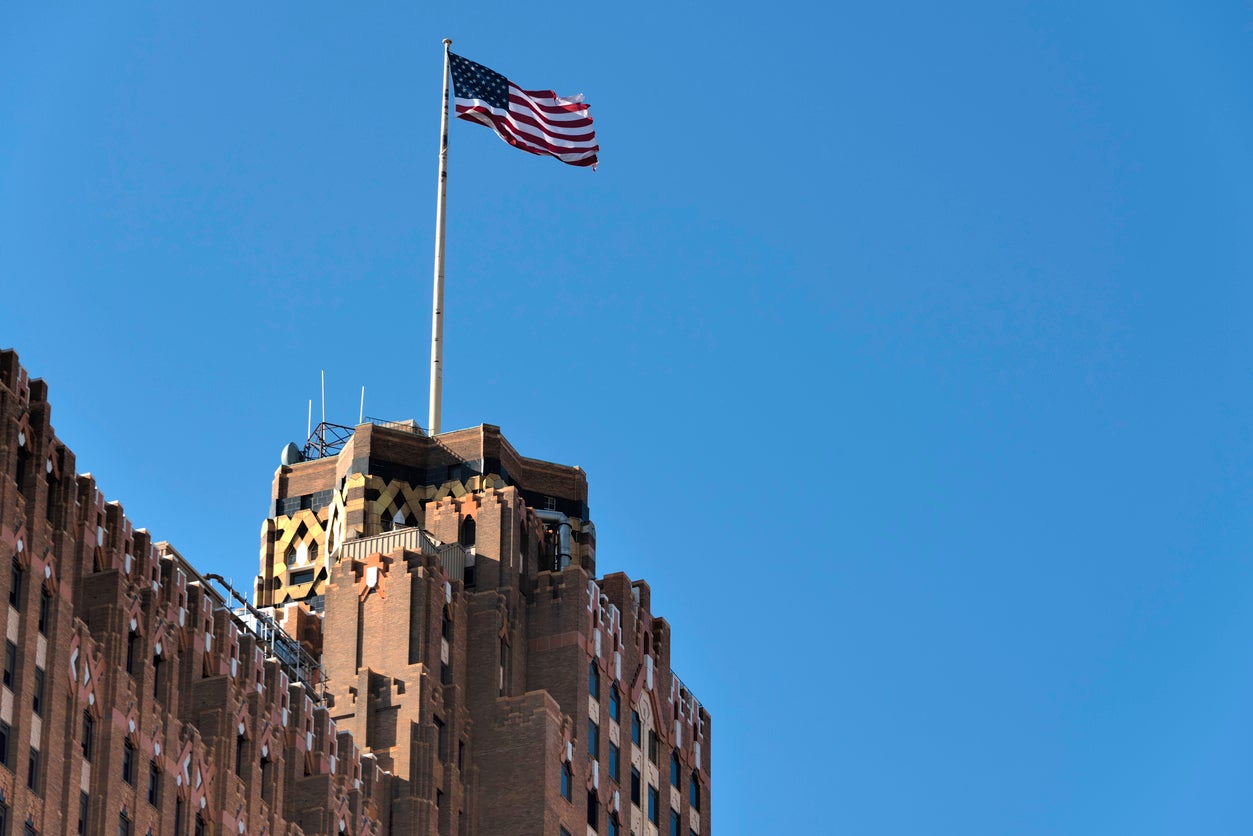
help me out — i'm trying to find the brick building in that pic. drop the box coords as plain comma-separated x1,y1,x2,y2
0,347,710,835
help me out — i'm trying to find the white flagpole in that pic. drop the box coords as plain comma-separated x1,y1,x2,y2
429,38,452,436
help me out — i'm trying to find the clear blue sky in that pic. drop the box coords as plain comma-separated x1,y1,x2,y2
3,2,1252,833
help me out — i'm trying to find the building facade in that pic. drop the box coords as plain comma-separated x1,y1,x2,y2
0,348,710,835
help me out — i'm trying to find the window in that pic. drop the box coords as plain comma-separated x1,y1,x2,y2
631,710,641,746
441,662,451,685
148,759,161,806
78,791,88,834
23,825,35,836
194,815,205,836
561,762,572,801
235,734,246,776
27,745,39,793
587,790,599,830
81,712,94,762
0,802,6,836
37,590,50,635
260,756,273,804
458,740,465,772
175,799,185,836
588,661,599,699
125,632,138,675
670,752,680,787
10,558,23,610
31,667,44,716
648,730,658,764
152,656,163,700
608,686,620,723
607,815,619,836
122,740,136,784
3,641,15,689
560,829,572,836
0,720,10,769
608,742,620,782
460,516,475,547
689,773,700,811
118,812,131,836
588,719,599,759
670,810,680,836
648,786,659,825
630,767,640,806
435,717,447,761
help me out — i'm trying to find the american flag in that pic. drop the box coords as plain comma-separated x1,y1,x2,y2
448,52,599,170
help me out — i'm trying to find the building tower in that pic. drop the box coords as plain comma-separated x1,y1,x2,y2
256,420,712,835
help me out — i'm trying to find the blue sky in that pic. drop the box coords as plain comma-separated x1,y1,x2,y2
3,2,1253,833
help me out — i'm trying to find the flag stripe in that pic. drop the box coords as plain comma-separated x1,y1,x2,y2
457,104,600,157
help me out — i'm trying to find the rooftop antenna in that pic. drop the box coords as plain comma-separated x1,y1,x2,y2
321,370,326,427
307,399,312,440
359,386,365,424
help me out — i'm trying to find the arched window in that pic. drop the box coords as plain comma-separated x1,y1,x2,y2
588,661,600,699
609,685,620,723
460,516,476,548
690,772,700,810
561,761,572,801
670,752,680,787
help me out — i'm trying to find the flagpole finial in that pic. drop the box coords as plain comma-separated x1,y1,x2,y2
443,38,452,47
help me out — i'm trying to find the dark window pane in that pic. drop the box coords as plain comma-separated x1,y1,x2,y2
81,713,94,762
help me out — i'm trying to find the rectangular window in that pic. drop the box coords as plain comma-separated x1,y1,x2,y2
174,799,184,836
434,717,447,761
117,813,131,836
27,746,39,794
3,641,15,689
441,662,451,685
125,633,138,675
587,790,599,830
670,810,680,836
648,786,659,825
78,792,89,835
690,776,700,811
609,686,620,723
37,592,49,636
148,760,161,806
32,667,44,717
194,815,205,836
631,711,641,746
458,740,465,772
0,802,7,836
10,558,23,610
648,730,658,764
561,762,572,801
588,719,599,759
81,712,94,762
608,816,619,836
122,740,135,785
609,742,620,782
0,719,10,769
630,767,641,806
